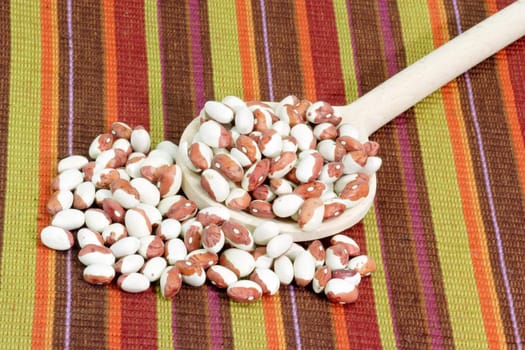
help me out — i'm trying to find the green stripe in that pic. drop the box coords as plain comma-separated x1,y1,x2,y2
144,6,172,348
229,301,267,350
396,2,487,347
333,0,359,102
363,207,397,349
0,2,41,349
207,0,244,99
144,0,164,144
155,289,174,350
207,1,266,346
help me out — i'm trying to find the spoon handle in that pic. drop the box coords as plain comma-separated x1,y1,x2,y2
338,0,525,137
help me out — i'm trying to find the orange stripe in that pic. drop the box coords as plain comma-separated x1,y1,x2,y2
237,0,282,341
235,0,258,100
445,81,505,349
103,1,121,348
261,295,286,350
107,285,122,350
331,306,351,350
33,1,58,348
271,294,286,349
244,0,260,100
426,0,447,48
427,0,506,347
293,0,316,100
486,0,525,216
261,295,278,349
103,0,118,129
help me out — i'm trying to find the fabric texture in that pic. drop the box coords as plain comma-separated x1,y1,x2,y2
0,0,524,349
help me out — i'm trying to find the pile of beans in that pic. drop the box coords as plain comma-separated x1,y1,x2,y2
39,106,376,304
180,95,381,231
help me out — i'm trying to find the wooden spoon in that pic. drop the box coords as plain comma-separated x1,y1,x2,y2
177,1,525,242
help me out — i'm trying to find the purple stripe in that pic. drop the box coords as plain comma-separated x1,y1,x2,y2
188,0,206,111
259,0,274,101
288,285,302,350
346,1,401,346
395,118,445,346
377,1,397,78
67,0,73,156
207,286,223,350
259,0,296,345
377,1,444,348
451,1,521,347
157,0,168,139
65,0,73,348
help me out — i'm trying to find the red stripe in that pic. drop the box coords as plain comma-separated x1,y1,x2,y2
114,2,157,348
120,291,159,349
304,0,345,104
505,39,525,143
304,1,382,346
115,0,150,128
343,223,383,349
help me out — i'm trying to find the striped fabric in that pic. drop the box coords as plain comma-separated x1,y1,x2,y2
0,0,524,349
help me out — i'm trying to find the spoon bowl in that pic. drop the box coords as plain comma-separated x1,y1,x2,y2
176,1,525,242
177,116,377,242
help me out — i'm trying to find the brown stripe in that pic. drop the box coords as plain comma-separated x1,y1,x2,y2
293,287,337,348
57,0,71,160
174,287,211,348
72,0,106,155
264,0,304,100
387,1,454,346
461,2,525,342
158,0,194,143
69,2,108,349
252,0,304,101
371,136,433,350
446,1,518,343
249,0,270,101
198,1,215,103
348,1,432,348
51,254,71,350
347,1,386,96
278,287,302,348
0,0,10,265
53,2,72,346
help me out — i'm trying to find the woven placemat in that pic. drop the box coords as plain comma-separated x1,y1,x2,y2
0,1,524,349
